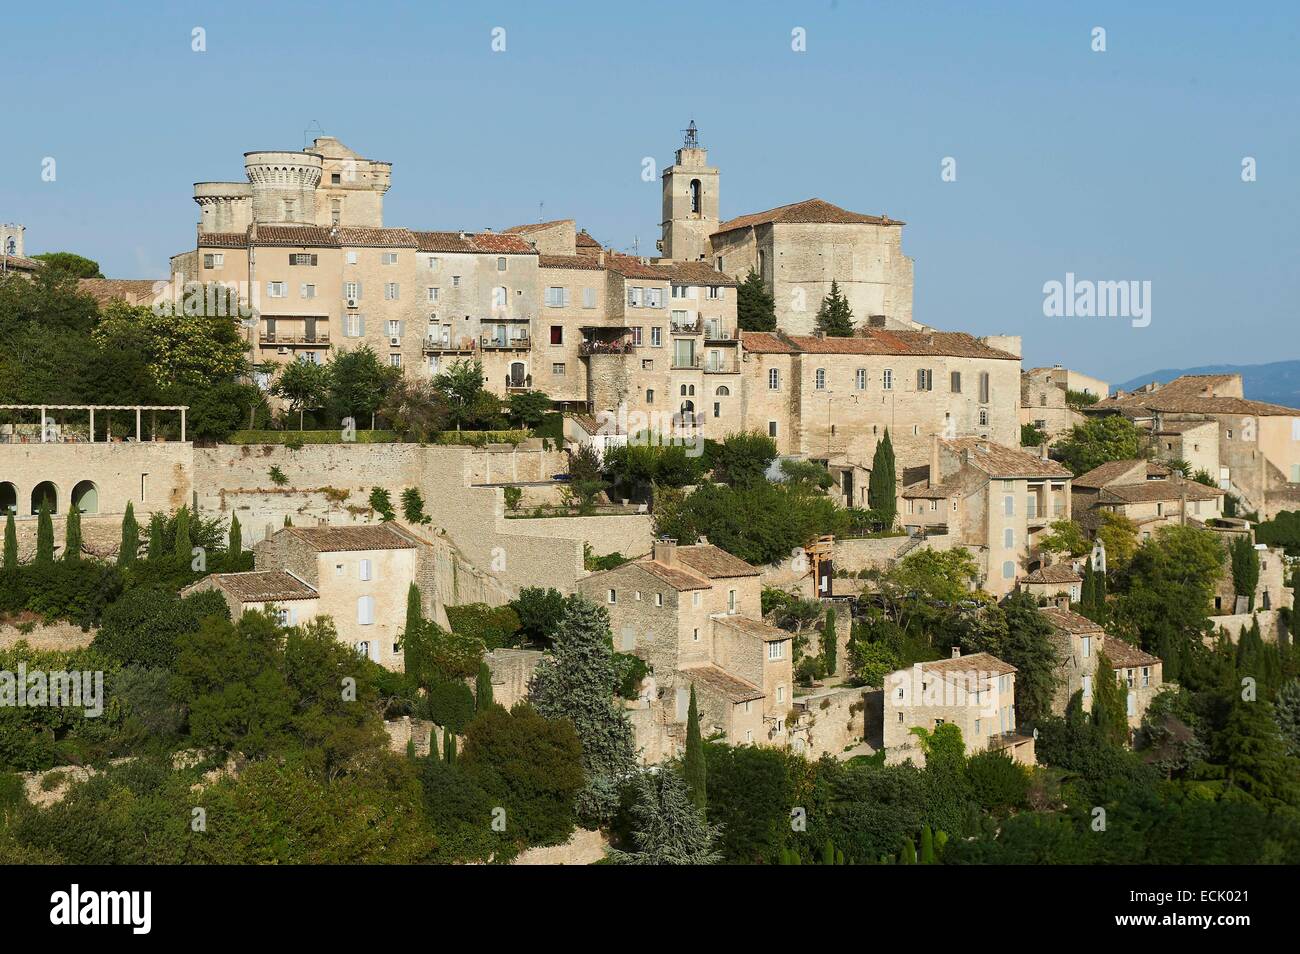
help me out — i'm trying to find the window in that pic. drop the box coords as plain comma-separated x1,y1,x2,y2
1141,666,1150,687
496,257,507,272
646,389,654,403
492,286,507,308
384,282,400,300
583,287,597,308
713,402,720,418
357,596,375,625
882,369,893,390
628,286,644,307
768,640,785,661
1002,560,1015,579
358,559,372,581
650,327,662,347
707,286,722,299
546,286,567,307
549,325,563,345
776,685,785,703
300,284,316,299
290,253,318,266
979,371,990,403
607,589,617,604
917,368,933,391
427,287,439,302
655,592,663,607
382,252,399,265
345,280,359,300
267,281,286,298
552,362,565,375
769,421,778,438
452,275,461,287
203,253,223,268
951,371,961,393
335,563,344,576
692,627,700,642
331,173,341,184
768,368,780,390
646,287,662,308
1004,495,1014,516
728,589,737,612
692,591,702,608
387,319,400,338
642,359,653,370
856,369,866,390
1082,674,1093,697
346,251,358,265
343,314,362,337
979,409,989,426
815,368,826,390
1081,635,1092,658
690,178,701,212
631,327,643,346
1004,528,1014,548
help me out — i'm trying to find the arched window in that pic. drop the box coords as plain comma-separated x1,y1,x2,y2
0,482,16,515
509,362,527,387
71,480,99,515
678,400,696,428
689,179,702,214
715,385,730,396
688,384,695,396
31,481,58,515
680,384,688,397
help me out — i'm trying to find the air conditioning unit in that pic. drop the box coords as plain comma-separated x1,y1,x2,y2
389,337,401,347
277,347,290,355
346,298,358,309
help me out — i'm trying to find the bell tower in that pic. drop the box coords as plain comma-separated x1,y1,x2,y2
659,121,719,261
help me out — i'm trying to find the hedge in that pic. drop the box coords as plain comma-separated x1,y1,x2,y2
226,429,531,447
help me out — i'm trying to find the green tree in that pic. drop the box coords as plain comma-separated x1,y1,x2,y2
326,345,398,430
475,661,494,712
3,513,16,569
433,358,488,431
147,515,164,560
378,377,452,442
173,506,192,561
1229,535,1260,609
63,502,82,562
1275,680,1300,758
273,358,331,430
1039,520,1089,558
814,280,854,337
1220,697,1300,806
822,608,838,677
35,500,54,564
607,769,722,865
683,685,706,814
400,487,431,525
118,502,139,567
1055,416,1142,476
1079,560,1097,615
1091,650,1130,747
529,595,638,824
711,431,778,487
868,429,897,528
1020,422,1047,447
227,513,241,560
506,389,553,429
368,487,396,521
509,587,568,647
736,268,776,332
31,251,103,279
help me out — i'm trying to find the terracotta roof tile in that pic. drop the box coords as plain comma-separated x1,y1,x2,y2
78,278,164,306
1020,564,1082,584
1073,459,1159,489
739,330,1019,360
1096,478,1224,505
713,615,790,642
682,665,765,703
198,231,249,248
503,219,573,234
714,198,903,234
284,524,416,552
576,230,601,247
940,438,1074,479
203,570,317,602
538,254,605,271
334,227,417,247
1104,639,1162,669
1040,606,1104,635
634,560,712,591
674,544,760,579
920,652,1017,679
659,261,737,286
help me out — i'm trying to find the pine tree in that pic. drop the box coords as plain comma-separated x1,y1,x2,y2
814,280,855,337
3,513,17,569
736,268,777,332
683,684,707,814
475,661,494,712
822,608,838,677
147,515,164,560
1222,696,1300,805
35,500,54,564
63,502,82,562
228,513,242,560
868,429,897,528
118,502,138,567
173,506,192,560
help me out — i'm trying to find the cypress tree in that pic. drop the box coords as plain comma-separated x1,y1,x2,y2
443,728,456,764
1090,650,1129,747
868,429,898,529
814,280,855,336
284,514,293,527
683,684,707,814
821,839,835,865
228,512,242,560
147,515,164,560
63,503,82,562
1094,569,1108,622
900,839,917,865
920,825,935,864
475,661,494,712
822,608,838,676
1079,562,1096,615
173,506,192,560
118,501,138,567
405,582,423,634
35,500,54,564
3,513,17,569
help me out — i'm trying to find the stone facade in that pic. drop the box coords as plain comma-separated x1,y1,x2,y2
1041,606,1164,732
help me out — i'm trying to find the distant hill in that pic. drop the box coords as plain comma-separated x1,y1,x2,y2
1115,360,1300,409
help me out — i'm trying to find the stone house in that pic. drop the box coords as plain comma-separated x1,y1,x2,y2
1071,459,1225,540
1017,563,1083,603
1040,606,1164,731
575,539,793,755
883,649,1034,764
1019,365,1109,444
901,437,1074,597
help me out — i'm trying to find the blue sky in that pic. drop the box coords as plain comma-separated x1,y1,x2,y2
2,1,1296,381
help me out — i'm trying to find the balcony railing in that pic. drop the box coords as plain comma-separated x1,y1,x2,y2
672,355,702,369
704,327,739,341
481,334,530,350
424,337,476,353
670,321,700,334
260,332,330,346
579,340,636,356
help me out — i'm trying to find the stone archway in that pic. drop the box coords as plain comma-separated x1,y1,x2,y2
30,481,58,515
71,480,99,514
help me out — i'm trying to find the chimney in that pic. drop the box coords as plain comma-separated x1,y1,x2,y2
654,538,677,565
951,646,961,659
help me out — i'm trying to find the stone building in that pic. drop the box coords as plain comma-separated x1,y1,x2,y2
1017,563,1083,603
883,649,1034,764
901,437,1074,597
1040,606,1164,731
575,539,794,756
1020,365,1109,444
1071,459,1226,540
1089,374,1300,519
0,224,42,280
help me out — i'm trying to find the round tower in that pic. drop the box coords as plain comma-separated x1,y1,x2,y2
243,151,323,225
193,182,253,232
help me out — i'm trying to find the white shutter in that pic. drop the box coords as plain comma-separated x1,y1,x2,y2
398,320,406,337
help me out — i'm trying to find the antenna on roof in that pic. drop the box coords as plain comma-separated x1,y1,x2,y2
303,120,325,149
682,119,700,149
538,201,544,223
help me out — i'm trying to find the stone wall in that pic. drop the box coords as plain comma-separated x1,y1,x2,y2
1209,610,1286,644
792,685,870,759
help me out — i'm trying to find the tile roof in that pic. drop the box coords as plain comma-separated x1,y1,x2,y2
198,231,249,248
940,438,1074,479
920,652,1017,680
205,570,317,602
469,232,536,254
250,225,341,247
682,665,765,703
503,219,573,234
283,524,417,552
604,252,665,280
1104,638,1162,669
538,254,605,271
658,260,738,287
1152,420,1217,435
0,254,43,271
740,330,1019,361
78,278,164,306
1096,478,1225,505
334,227,417,247
713,615,790,643
1040,606,1104,635
714,198,903,234
1073,459,1164,490
576,230,601,247
1020,563,1082,584
632,560,712,591
412,231,535,255
1094,375,1297,417
674,544,761,579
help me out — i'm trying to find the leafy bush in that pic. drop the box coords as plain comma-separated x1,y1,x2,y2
92,586,230,669
445,603,522,651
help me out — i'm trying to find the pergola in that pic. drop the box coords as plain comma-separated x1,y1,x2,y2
0,404,190,443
